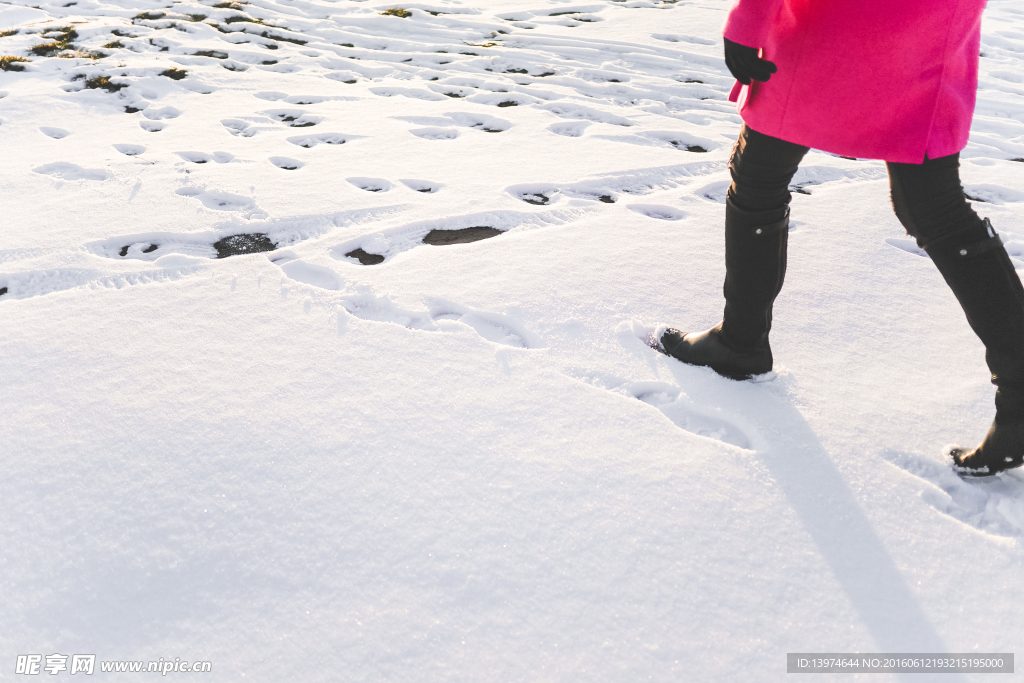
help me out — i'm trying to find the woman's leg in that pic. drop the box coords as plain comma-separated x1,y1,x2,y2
721,125,810,350
658,125,808,379
888,154,1024,475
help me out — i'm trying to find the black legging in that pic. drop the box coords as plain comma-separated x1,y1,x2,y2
728,125,988,247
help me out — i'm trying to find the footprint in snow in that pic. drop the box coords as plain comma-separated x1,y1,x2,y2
347,177,393,193
506,182,614,205
548,121,591,137
694,180,729,203
395,113,512,134
400,179,442,194
113,144,146,156
88,205,395,264
39,126,70,139
410,127,460,141
177,151,235,164
628,204,687,221
287,132,356,148
270,156,304,170
174,187,265,218
143,106,181,121
95,232,277,261
0,262,208,303
33,162,108,181
565,369,756,450
883,449,1024,538
332,209,578,266
962,184,1024,205
277,257,544,349
261,109,322,127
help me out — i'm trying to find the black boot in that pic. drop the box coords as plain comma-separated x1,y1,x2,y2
658,198,788,380
925,219,1024,477
660,323,772,380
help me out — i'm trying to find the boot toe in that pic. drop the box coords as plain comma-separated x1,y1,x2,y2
656,324,772,381
658,328,685,355
949,422,1024,477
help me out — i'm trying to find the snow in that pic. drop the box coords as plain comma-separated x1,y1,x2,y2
2,0,1024,679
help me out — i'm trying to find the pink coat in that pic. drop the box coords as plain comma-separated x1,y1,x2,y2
723,0,987,163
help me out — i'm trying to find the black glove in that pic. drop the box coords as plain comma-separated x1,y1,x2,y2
724,37,777,85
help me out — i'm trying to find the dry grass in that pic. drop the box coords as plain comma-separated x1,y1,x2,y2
102,40,124,49
381,8,412,18
0,55,29,71
29,25,79,57
160,67,187,80
0,29,19,38
85,75,125,92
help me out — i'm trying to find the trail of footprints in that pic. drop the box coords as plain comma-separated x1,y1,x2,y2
273,254,542,350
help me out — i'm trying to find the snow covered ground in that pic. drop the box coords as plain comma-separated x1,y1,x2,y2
2,0,1024,679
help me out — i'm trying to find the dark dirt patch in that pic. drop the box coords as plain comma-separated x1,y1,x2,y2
143,244,158,253
160,68,187,80
496,100,517,107
124,106,142,113
214,233,277,258
345,248,385,265
521,193,549,205
0,286,7,296
598,195,614,204
423,227,502,246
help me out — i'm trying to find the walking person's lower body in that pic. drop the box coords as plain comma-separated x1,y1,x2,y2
657,125,1024,476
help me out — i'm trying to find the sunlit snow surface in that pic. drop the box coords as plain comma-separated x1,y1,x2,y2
2,0,1024,679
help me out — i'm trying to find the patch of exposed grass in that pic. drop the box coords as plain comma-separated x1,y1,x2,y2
160,67,187,80
133,12,166,21
102,40,124,49
224,14,264,24
260,31,305,45
61,50,105,60
187,13,208,21
381,8,411,18
49,26,78,40
30,42,64,56
111,29,134,37
0,29,19,38
30,25,79,57
85,75,125,92
213,1,245,8
193,49,227,58
1,55,29,71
